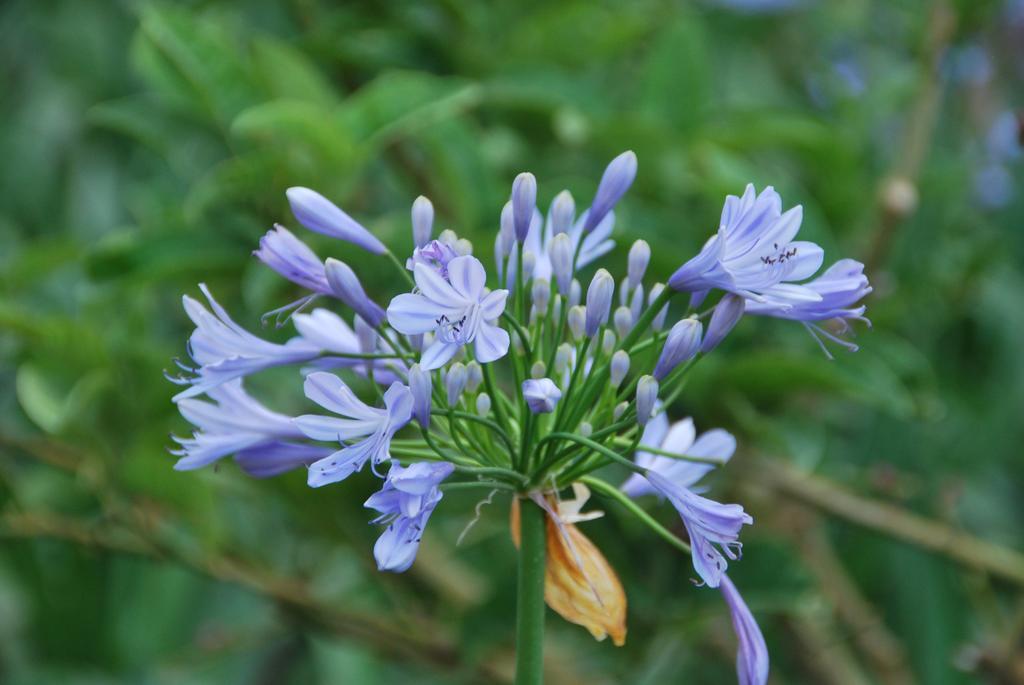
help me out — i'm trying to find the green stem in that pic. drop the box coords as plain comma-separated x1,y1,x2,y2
581,476,691,555
515,498,547,685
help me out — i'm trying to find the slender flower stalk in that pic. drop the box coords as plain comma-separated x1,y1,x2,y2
169,151,868,685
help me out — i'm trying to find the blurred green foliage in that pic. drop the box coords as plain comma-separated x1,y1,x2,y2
1,0,1023,683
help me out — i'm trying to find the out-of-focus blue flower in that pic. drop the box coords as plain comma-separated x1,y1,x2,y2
291,308,402,382
286,187,387,254
171,285,320,400
635,375,659,426
641,469,752,588
407,239,459,278
172,379,325,473
721,575,769,685
583,151,637,233
235,442,335,479
522,378,562,414
408,364,432,428
745,259,871,356
365,461,454,572
621,412,736,498
387,255,510,369
254,225,331,295
325,259,387,327
295,372,413,487
701,294,746,354
669,185,823,306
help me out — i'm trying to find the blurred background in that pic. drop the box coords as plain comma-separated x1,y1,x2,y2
1,0,1023,683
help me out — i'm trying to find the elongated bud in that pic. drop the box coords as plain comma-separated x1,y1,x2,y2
465,361,483,393
628,240,650,290
569,278,582,307
613,401,629,421
522,378,562,414
531,360,547,379
438,229,458,246
454,238,473,256
602,329,616,356
649,283,668,331
408,364,432,429
585,269,615,337
549,233,574,295
411,196,433,248
654,318,702,380
286,187,386,254
568,306,587,341
629,284,644,323
610,350,630,387
701,294,745,353
552,294,562,322
579,422,593,438
325,258,385,327
354,315,377,354
636,375,659,426
551,190,576,235
522,250,537,277
618,276,630,306
613,306,633,338
499,202,515,257
554,343,574,375
494,233,506,283
446,363,468,407
476,392,491,416
583,151,637,233
512,172,537,242
408,333,424,352
532,278,551,315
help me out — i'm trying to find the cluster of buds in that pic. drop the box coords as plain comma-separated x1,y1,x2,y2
168,151,870,685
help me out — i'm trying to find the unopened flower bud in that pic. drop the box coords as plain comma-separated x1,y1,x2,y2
522,378,562,414
512,172,537,242
408,333,424,352
618,276,630,306
465,361,483,393
569,278,582,307
476,392,491,417
613,306,632,339
583,150,637,233
602,329,616,356
438,229,458,246
498,202,515,257
628,240,650,290
554,343,573,375
654,318,702,380
613,401,629,421
610,350,630,387
411,195,434,248
649,283,668,331
531,360,547,379
568,306,587,341
551,190,576,236
454,238,473,256
635,375,659,426
549,233,574,295
325,258,385,327
511,332,525,354
701,294,745,353
579,422,593,438
532,278,550,315
552,295,562,322
354,315,377,373
585,269,614,337
522,250,537,277
629,284,644,323
446,363,468,407
408,364,432,429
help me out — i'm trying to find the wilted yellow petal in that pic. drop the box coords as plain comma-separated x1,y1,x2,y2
511,495,628,646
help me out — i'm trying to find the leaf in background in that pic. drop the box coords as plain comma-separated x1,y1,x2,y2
230,100,356,170
251,37,340,107
15,364,109,434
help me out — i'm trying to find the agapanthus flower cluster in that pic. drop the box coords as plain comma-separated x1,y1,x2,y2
169,152,870,685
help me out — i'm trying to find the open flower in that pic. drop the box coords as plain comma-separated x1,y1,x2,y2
387,255,510,369
365,461,454,572
294,372,413,487
669,185,824,306
621,412,736,498
642,469,752,588
254,224,332,295
171,379,327,473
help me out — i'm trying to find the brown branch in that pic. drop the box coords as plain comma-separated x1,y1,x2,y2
752,458,1024,586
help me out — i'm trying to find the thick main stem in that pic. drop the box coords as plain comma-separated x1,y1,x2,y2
515,498,547,685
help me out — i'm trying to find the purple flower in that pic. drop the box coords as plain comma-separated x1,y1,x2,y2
406,239,459,278
669,185,824,306
171,380,323,472
286,187,387,255
622,412,736,498
294,372,413,487
582,151,638,233
641,469,752,588
408,364,432,428
235,442,335,479
522,378,562,414
585,269,615,337
171,285,320,401
744,259,871,356
387,255,510,370
365,461,454,572
653,318,702,380
515,194,615,288
701,294,746,353
324,259,387,327
721,575,769,685
254,225,331,294
512,172,538,243
411,196,434,248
